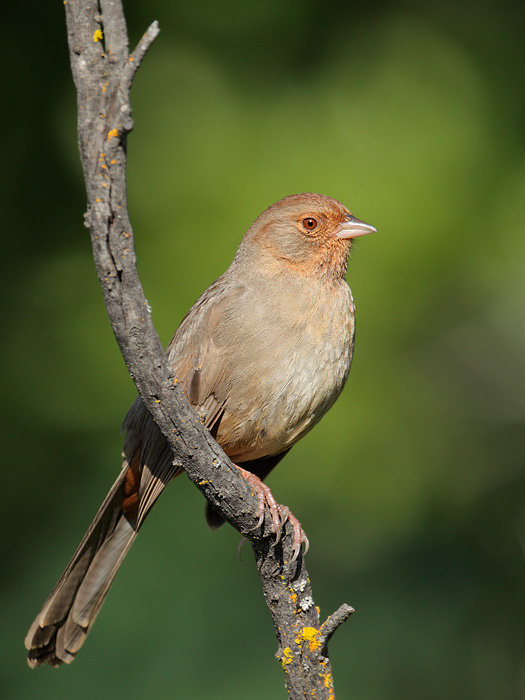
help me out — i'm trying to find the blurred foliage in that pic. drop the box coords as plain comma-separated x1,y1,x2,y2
2,0,524,698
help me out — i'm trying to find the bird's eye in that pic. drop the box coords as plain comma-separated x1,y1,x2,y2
302,217,318,231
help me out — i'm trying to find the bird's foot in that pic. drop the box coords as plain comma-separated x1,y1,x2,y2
237,466,309,562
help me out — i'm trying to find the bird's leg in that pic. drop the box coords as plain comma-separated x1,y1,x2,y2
236,465,309,561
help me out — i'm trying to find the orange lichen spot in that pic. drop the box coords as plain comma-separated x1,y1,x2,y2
295,627,321,653
281,647,293,668
107,128,119,141
324,672,333,689
110,159,117,165
122,231,130,238
93,29,103,42
198,480,209,485
129,54,134,61
290,592,297,603
96,198,101,203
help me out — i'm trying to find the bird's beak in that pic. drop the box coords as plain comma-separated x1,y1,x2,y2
335,215,377,239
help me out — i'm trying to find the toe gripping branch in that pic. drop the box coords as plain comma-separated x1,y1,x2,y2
237,466,309,562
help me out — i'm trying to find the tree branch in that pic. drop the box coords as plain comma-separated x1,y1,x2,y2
64,0,352,696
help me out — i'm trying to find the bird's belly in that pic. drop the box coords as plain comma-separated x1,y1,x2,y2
218,305,354,462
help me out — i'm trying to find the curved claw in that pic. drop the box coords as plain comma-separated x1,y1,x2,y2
237,537,248,560
288,513,309,562
272,506,289,547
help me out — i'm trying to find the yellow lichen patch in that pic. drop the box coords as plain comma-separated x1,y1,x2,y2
290,592,297,603
295,627,321,653
324,672,333,689
93,29,103,42
198,480,209,485
281,647,293,668
107,128,119,141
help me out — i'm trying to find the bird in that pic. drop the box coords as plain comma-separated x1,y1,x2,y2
25,192,375,668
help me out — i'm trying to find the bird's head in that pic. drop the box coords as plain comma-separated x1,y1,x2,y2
238,193,375,280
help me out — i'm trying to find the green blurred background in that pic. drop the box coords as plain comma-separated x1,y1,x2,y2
2,1,524,698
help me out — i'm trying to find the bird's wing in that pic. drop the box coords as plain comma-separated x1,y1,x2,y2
166,274,246,431
121,275,246,525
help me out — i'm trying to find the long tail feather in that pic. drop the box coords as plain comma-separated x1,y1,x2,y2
25,465,137,667
26,401,181,668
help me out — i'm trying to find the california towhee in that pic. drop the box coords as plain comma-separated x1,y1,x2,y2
25,193,375,667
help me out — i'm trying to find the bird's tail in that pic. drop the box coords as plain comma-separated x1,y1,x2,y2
25,464,137,667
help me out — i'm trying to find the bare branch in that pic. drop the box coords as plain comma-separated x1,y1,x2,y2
320,604,355,653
